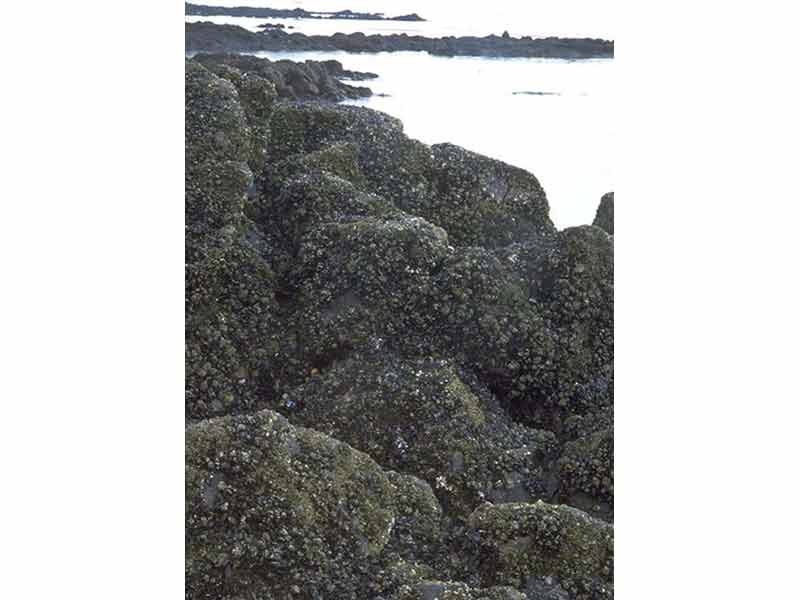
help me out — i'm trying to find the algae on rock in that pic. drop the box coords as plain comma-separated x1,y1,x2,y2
185,53,615,599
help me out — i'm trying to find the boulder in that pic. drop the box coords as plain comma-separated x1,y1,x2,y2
184,60,281,420
468,501,613,599
593,192,614,235
267,103,557,247
193,53,373,102
186,410,397,597
284,353,558,517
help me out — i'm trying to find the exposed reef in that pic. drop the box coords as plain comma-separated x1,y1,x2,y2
185,53,613,599
186,21,614,59
186,2,426,22
593,192,614,235
192,53,375,101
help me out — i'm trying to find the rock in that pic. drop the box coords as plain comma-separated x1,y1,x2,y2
185,60,282,421
184,60,250,235
318,59,379,81
391,580,527,599
557,407,614,520
395,14,426,23
193,60,277,170
186,22,615,59
386,471,444,561
494,226,614,434
186,410,398,598
593,192,614,235
284,353,558,517
266,103,557,247
261,142,370,201
184,229,280,420
184,54,615,598
187,2,427,22
260,100,611,503
468,501,613,599
427,143,554,247
193,53,374,102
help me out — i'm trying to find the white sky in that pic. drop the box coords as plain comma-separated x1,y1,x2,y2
195,0,614,39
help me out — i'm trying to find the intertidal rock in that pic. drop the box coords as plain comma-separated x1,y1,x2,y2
267,103,557,247
186,22,614,59
593,192,614,235
557,407,614,520
186,2,426,22
283,353,558,517
390,581,528,600
385,471,444,562
185,54,614,598
186,410,397,598
193,53,374,102
468,502,613,599
185,60,281,421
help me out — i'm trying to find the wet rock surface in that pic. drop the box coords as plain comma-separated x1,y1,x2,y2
186,22,614,59
185,55,614,598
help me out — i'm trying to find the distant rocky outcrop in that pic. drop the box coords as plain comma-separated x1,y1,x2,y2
186,2,426,22
593,192,614,235
192,53,375,101
185,53,613,598
186,21,614,59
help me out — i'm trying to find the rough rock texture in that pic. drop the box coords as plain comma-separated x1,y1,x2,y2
390,581,528,600
283,352,559,518
193,53,375,102
265,103,556,247
185,54,614,598
186,22,614,59
186,410,397,597
186,2,426,22
185,59,281,421
468,502,613,599
593,192,614,235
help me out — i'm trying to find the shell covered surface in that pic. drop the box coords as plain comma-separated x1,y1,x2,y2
185,55,614,599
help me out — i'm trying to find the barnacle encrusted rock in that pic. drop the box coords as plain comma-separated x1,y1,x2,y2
468,501,613,599
185,53,614,599
557,411,614,520
186,410,397,598
193,53,374,101
592,192,614,235
184,229,280,420
385,471,444,561
194,60,277,170
185,60,286,421
426,142,553,247
389,580,528,600
278,213,451,375
285,353,558,517
185,59,251,242
266,103,557,247
261,142,369,199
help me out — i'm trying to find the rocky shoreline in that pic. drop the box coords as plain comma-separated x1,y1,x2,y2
186,2,426,22
186,21,614,59
192,53,377,101
186,53,613,599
